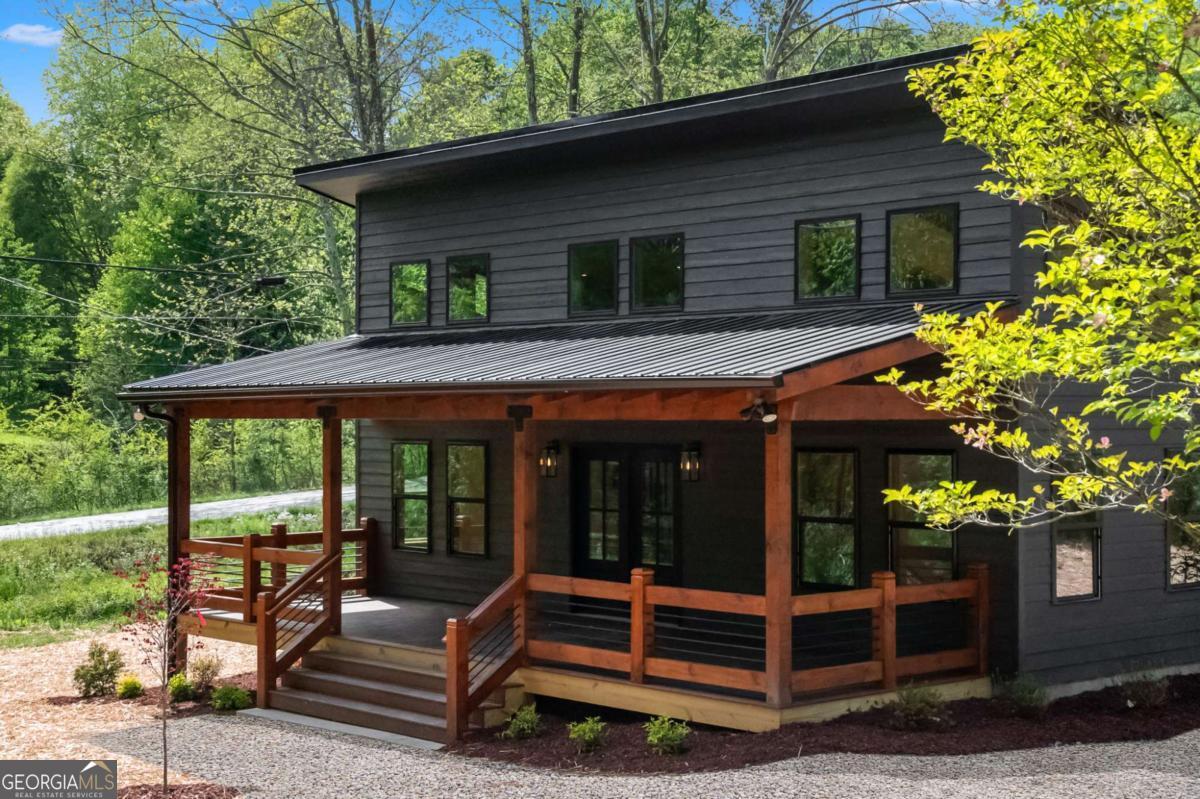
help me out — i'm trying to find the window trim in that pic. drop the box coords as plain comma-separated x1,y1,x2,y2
388,259,432,328
629,232,685,313
794,214,862,304
1050,511,1103,604
567,239,620,317
886,448,958,583
446,439,490,557
884,203,960,298
391,440,432,553
445,253,492,325
794,446,860,591
1164,447,1200,591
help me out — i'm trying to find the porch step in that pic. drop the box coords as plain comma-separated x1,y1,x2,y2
268,687,446,741
282,667,500,718
300,651,447,692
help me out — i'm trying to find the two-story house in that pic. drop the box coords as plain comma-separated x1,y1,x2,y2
121,45,1200,744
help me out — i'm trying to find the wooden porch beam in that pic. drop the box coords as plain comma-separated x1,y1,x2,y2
775,336,933,401
791,385,938,421
763,401,794,708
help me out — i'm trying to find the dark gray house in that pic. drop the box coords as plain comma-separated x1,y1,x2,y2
122,46,1200,742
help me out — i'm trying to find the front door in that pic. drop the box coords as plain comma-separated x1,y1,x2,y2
572,445,681,585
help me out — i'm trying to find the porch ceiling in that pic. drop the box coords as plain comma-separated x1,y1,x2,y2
120,299,1005,402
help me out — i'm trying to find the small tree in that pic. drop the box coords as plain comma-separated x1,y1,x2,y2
120,556,211,798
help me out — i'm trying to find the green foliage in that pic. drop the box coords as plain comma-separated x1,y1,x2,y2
210,685,253,711
72,641,124,697
188,653,223,693
567,715,607,753
116,673,145,699
167,672,195,703
1119,674,1171,711
644,715,690,754
995,673,1048,719
498,703,542,740
887,684,952,731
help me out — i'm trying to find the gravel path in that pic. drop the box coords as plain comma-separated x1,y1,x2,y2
97,712,1200,799
0,486,354,540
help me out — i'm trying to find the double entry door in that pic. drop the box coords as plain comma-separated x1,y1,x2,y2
571,444,681,585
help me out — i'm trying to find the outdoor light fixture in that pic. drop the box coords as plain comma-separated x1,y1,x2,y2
680,442,702,481
538,441,560,478
132,405,147,422
739,398,778,424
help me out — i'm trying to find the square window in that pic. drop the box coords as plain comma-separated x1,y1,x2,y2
390,261,429,325
796,450,856,588
631,233,683,310
448,254,489,322
1053,514,1100,601
795,217,858,299
888,452,955,585
391,442,430,551
448,442,487,555
888,205,957,293
569,240,618,314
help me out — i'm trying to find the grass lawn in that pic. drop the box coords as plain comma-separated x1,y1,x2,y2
0,504,352,649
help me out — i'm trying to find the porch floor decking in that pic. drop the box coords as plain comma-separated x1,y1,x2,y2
339,595,469,649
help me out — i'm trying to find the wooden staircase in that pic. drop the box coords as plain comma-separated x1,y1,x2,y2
266,636,523,743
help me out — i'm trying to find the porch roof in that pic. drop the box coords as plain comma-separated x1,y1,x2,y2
120,298,1003,401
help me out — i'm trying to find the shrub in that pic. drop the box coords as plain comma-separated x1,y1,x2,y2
567,716,607,753
210,685,253,712
72,642,124,697
116,674,144,700
188,653,222,693
1119,675,1170,712
644,715,690,755
497,703,541,740
888,684,952,731
996,673,1048,719
167,672,195,703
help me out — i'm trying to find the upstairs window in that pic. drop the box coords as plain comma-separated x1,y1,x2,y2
569,240,619,314
1053,511,1101,601
390,261,429,325
447,442,488,555
888,204,957,294
795,217,859,300
391,442,431,552
1168,467,1200,589
888,452,955,585
447,254,489,322
631,233,684,310
796,450,857,589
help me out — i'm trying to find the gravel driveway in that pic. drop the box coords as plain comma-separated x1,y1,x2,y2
97,713,1200,799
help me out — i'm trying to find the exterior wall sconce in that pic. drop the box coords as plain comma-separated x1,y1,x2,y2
538,441,560,478
680,442,702,481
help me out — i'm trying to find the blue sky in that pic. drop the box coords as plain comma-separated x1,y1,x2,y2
0,2,60,122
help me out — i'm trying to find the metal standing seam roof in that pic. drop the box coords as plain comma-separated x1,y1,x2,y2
120,299,1004,400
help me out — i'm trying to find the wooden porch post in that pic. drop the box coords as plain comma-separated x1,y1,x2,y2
630,568,654,683
763,402,794,708
510,411,537,654
967,562,990,675
320,407,343,634
871,570,897,689
168,405,190,673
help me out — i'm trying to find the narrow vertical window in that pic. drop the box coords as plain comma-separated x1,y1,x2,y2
587,459,621,563
1053,512,1101,601
888,204,957,293
447,442,488,555
795,450,856,588
390,261,429,325
795,217,858,299
888,452,955,585
447,254,489,322
639,457,676,568
1168,467,1200,588
569,240,618,314
631,233,684,310
392,442,430,551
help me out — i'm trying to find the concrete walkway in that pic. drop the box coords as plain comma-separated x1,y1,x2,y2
0,485,355,541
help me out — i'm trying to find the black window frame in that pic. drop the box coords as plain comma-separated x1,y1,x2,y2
388,259,432,328
629,232,685,313
567,239,620,317
446,440,489,557
886,448,958,585
1165,449,1200,591
446,253,491,325
885,203,960,297
794,447,859,592
794,214,861,303
1051,510,1102,604
391,440,432,553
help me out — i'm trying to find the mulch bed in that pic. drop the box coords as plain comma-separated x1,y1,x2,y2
450,673,1200,773
118,783,239,798
45,672,256,719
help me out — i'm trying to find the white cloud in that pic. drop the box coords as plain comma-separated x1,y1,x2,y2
0,24,63,48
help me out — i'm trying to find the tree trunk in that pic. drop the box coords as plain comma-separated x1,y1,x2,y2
520,0,539,125
317,198,353,335
567,0,584,117
634,0,670,103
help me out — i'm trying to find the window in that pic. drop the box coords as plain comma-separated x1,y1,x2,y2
447,254,489,322
586,458,622,563
631,233,683,310
1053,512,1101,601
639,457,676,568
447,442,487,555
390,261,429,325
888,452,955,585
888,204,957,293
391,442,431,551
795,217,858,299
795,450,856,588
569,240,618,314
1167,467,1200,589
